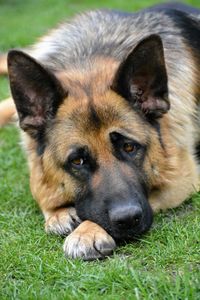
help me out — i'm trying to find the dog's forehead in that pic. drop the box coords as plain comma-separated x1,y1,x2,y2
53,90,148,145
53,57,147,138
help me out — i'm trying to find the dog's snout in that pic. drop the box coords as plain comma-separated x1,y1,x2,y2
109,205,142,229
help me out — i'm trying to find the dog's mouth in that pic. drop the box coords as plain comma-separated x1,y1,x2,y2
75,189,153,242
107,212,153,241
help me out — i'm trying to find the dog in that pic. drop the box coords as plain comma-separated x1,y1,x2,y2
0,3,199,260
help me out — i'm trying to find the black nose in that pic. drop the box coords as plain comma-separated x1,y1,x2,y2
109,206,142,229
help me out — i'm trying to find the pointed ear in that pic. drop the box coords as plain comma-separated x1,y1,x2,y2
112,34,169,118
8,50,66,138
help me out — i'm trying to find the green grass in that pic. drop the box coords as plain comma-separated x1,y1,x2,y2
0,1,200,299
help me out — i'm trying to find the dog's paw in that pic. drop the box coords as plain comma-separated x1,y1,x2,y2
45,207,81,236
63,220,116,260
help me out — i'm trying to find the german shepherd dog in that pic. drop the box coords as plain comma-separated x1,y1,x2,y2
0,3,200,260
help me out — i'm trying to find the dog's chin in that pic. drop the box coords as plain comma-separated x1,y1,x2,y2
108,226,149,242
106,215,154,242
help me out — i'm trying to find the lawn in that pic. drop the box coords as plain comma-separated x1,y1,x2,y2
0,1,200,299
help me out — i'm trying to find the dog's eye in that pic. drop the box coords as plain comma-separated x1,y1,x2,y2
71,157,85,166
123,143,136,153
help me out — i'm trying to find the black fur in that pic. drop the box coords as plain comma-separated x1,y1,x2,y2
112,35,169,119
8,50,66,152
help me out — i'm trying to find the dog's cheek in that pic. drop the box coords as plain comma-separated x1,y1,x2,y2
30,148,78,211
143,132,170,189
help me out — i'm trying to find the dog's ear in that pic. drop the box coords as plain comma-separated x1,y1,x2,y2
8,50,66,138
112,34,169,118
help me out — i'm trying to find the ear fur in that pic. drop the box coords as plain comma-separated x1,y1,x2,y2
112,34,169,118
8,50,66,139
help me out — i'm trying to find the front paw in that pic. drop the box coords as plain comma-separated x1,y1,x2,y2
45,207,81,236
63,220,116,260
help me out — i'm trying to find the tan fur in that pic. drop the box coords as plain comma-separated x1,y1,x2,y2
45,207,81,235
147,138,199,211
0,54,7,75
63,220,116,260
0,98,16,127
56,56,119,97
23,135,77,211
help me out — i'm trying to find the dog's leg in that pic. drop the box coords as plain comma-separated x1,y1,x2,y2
43,207,81,236
0,53,7,75
39,189,116,260
0,98,17,127
41,194,116,260
63,220,116,260
149,152,199,212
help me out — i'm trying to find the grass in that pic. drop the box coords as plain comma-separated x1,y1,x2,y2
0,1,200,299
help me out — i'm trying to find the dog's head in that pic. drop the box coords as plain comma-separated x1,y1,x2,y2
8,35,170,240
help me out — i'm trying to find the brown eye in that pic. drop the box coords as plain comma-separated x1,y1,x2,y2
123,143,136,153
71,157,84,166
